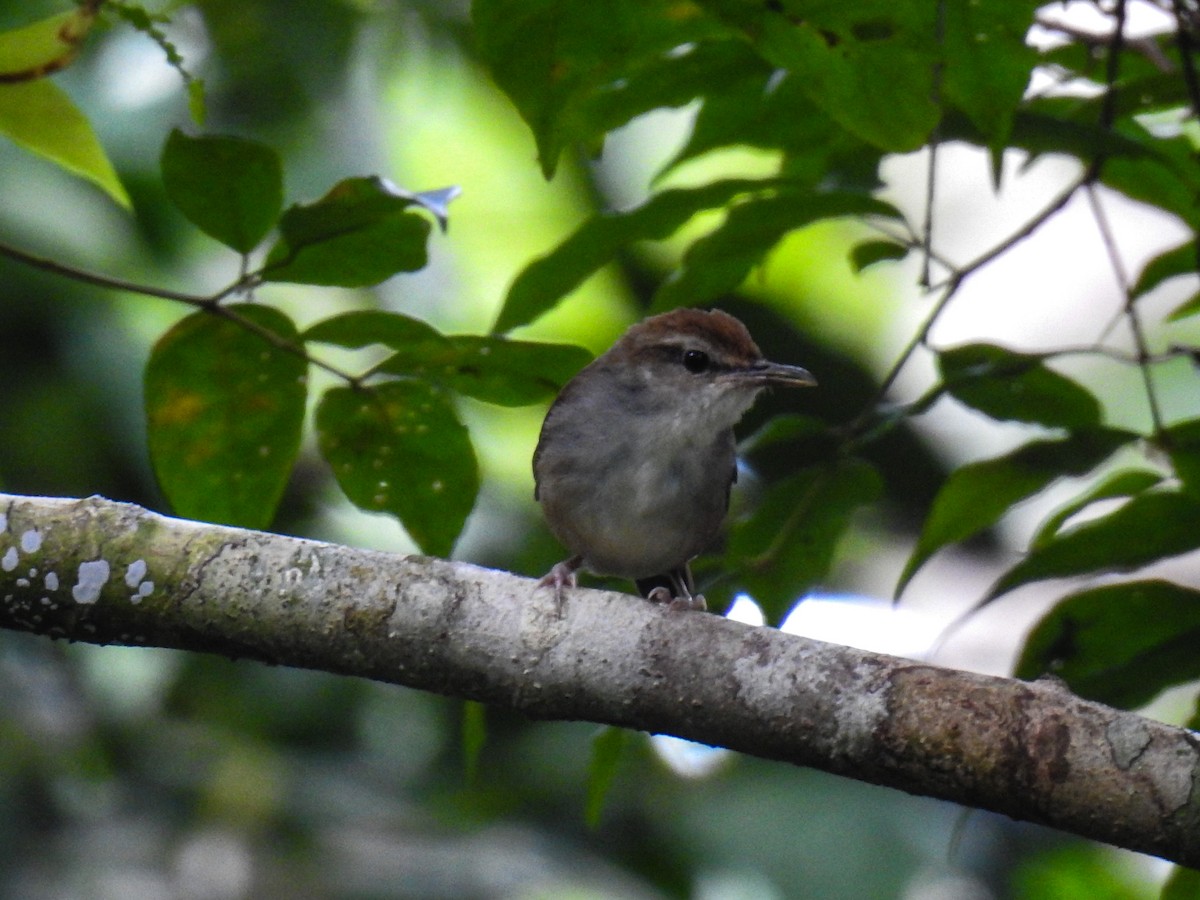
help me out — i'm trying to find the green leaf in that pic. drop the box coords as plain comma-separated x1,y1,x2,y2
1015,580,1200,710
1131,239,1198,298
0,9,95,78
897,430,1136,597
145,304,307,530
938,343,1102,429
667,52,881,186
472,0,728,178
305,313,591,406
462,700,486,783
0,80,130,209
262,177,437,287
302,310,451,354
850,239,908,273
651,190,900,311
1030,468,1164,550
494,178,777,333
1164,418,1200,498
380,335,592,406
1162,865,1200,900
940,1,1040,148
738,414,829,454
1166,291,1200,322
728,458,882,624
316,382,478,557
187,79,207,126
986,490,1200,602
586,726,629,828
160,129,283,253
748,6,939,152
1102,126,1200,229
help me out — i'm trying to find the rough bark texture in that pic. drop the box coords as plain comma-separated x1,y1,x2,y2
2,493,1198,866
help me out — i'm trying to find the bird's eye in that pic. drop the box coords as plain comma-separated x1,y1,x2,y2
682,349,710,373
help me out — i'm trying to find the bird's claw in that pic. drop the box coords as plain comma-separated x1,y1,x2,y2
646,586,706,612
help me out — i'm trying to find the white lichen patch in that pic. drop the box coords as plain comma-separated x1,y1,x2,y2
0,513,7,533
124,560,153,603
20,530,42,553
72,560,111,604
1,547,17,572
44,572,58,591
125,559,147,588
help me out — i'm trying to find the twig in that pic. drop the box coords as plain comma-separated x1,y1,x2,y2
0,239,361,385
874,175,1088,401
1086,184,1167,435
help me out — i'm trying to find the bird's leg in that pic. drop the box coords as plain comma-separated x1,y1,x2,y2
538,555,582,612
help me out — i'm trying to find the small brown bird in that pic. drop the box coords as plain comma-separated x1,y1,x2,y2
533,308,816,610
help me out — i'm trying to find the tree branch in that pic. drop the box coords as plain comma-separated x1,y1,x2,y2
1,493,1198,867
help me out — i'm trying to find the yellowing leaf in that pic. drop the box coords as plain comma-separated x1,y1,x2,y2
0,80,130,209
0,9,95,80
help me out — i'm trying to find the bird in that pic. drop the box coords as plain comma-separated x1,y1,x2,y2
532,307,816,611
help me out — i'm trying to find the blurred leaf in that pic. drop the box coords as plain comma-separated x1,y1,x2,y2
381,335,592,406
986,490,1200,602
743,5,939,152
495,178,777,333
938,343,1102,429
316,382,478,557
739,414,829,454
462,700,486,783
586,726,628,828
1166,291,1200,322
0,80,130,209
583,38,758,137
730,458,882,623
651,191,900,311
1164,418,1200,498
667,54,882,188
161,129,283,253
1013,843,1160,900
897,430,1136,597
0,8,95,77
941,1,1040,148
1163,865,1200,900
850,239,908,273
145,305,306,529
1030,468,1164,549
1016,580,1200,710
1131,239,1198,298
187,79,207,125
472,0,728,178
262,177,436,287
1103,125,1200,230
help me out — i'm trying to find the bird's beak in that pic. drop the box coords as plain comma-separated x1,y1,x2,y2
738,361,818,388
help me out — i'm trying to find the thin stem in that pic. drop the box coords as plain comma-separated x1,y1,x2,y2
1085,183,1166,435
1086,0,1128,182
920,0,947,289
1173,0,1200,117
0,239,361,385
874,174,1088,401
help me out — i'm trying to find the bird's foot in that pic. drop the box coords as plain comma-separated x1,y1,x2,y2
646,586,706,612
670,593,707,612
537,556,582,613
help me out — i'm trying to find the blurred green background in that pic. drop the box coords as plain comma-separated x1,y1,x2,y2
0,1,1175,897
